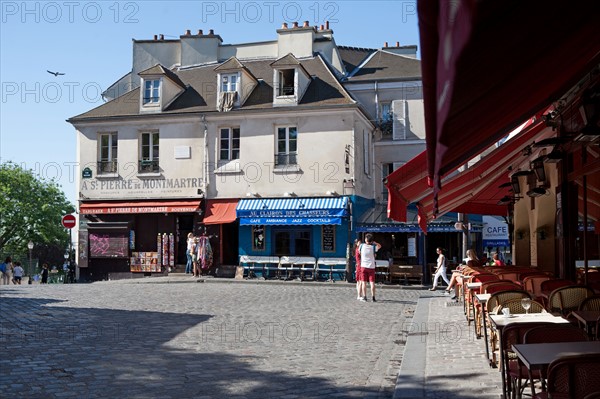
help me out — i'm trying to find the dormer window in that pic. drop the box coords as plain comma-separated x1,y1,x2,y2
277,69,295,96
221,74,238,92
143,79,161,104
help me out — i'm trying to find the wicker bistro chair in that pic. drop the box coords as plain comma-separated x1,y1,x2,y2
497,299,546,315
534,353,600,399
522,326,590,398
539,279,573,305
466,274,499,324
522,275,552,302
501,322,553,399
547,286,594,317
484,290,533,365
580,295,600,311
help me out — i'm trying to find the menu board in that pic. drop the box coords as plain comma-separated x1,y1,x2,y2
89,232,128,258
322,225,335,252
252,225,265,250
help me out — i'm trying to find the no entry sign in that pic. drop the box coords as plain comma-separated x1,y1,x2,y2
61,214,77,229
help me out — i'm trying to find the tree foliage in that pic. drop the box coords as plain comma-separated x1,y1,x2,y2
0,162,74,260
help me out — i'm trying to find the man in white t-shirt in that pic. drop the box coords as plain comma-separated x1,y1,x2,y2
359,233,381,302
13,262,24,284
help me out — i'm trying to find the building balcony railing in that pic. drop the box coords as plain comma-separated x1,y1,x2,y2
275,152,297,166
97,160,118,174
138,159,159,173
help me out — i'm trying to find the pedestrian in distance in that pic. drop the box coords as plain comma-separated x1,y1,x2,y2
12,261,24,284
359,233,381,302
185,232,194,274
354,238,362,300
430,247,450,291
41,263,49,284
1,256,13,285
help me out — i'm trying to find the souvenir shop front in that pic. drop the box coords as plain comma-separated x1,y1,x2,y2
236,197,350,259
78,200,201,281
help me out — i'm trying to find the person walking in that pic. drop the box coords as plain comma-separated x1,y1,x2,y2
359,233,381,302
12,262,24,284
354,238,362,300
430,247,450,291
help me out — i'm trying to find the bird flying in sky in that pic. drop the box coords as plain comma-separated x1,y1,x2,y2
47,70,65,76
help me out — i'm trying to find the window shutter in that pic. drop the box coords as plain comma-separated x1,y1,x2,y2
392,100,407,140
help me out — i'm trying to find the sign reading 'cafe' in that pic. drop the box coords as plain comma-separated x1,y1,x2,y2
80,177,204,199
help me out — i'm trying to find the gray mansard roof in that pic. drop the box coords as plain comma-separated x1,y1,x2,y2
69,55,356,122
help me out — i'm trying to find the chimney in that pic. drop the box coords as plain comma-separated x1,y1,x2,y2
159,34,164,40
208,29,214,35
320,24,324,30
153,34,158,41
185,29,191,36
303,20,309,28
396,41,400,47
325,20,329,30
197,29,203,35
292,21,298,28
281,22,288,29
384,42,388,48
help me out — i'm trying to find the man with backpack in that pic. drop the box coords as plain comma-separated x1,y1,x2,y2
359,234,381,302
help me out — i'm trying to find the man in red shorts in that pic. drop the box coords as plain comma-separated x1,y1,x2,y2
359,233,381,302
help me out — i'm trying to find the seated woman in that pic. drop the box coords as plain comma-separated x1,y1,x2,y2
446,249,480,299
492,252,505,266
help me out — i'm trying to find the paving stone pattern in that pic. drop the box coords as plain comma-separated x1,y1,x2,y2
1,279,422,399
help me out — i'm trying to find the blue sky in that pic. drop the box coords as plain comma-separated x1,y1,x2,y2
0,0,420,205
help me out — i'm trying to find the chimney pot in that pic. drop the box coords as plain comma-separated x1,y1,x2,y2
303,20,309,27
320,24,324,30
325,20,329,30
159,34,164,40
384,42,388,48
396,41,400,47
198,29,203,35
153,34,158,41
281,22,288,29
208,29,214,35
292,21,298,28
185,29,191,36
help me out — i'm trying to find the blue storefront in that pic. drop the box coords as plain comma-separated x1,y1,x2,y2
236,197,350,259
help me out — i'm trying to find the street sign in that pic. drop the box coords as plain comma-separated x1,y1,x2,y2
61,214,77,229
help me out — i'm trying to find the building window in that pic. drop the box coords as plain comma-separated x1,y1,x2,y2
380,102,392,122
139,131,159,173
275,126,297,166
274,228,311,256
143,79,160,104
252,225,265,251
220,127,240,161
98,132,118,173
221,74,238,92
277,69,295,96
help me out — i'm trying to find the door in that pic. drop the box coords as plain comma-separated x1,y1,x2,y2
273,227,311,256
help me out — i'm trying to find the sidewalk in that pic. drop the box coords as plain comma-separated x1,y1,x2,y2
394,292,502,398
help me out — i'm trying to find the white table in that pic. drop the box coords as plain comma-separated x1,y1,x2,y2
316,257,347,282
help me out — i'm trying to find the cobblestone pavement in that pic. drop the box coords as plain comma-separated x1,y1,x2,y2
1,278,422,399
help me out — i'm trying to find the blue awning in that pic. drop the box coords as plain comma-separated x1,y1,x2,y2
237,197,348,225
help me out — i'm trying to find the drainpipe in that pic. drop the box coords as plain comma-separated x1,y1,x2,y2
201,115,208,195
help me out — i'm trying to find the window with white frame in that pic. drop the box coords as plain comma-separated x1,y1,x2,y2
143,79,160,104
221,74,238,92
98,132,118,173
380,102,392,122
277,69,295,96
139,131,159,173
276,126,297,166
219,127,240,161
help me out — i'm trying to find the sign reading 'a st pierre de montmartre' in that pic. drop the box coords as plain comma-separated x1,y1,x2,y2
80,177,204,200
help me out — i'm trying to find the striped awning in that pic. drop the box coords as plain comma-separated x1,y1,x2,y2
236,197,348,225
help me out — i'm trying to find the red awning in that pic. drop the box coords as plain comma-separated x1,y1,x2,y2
203,199,238,225
80,200,201,214
417,0,600,207
387,119,553,222
385,151,430,222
